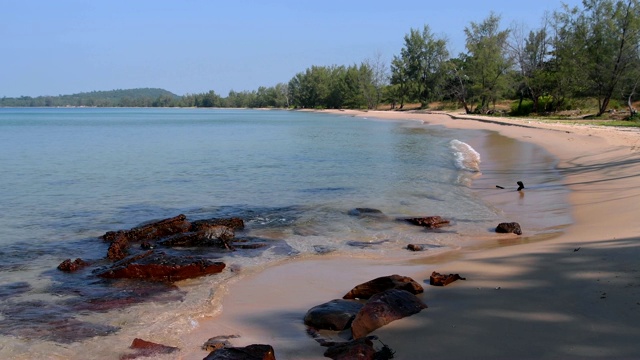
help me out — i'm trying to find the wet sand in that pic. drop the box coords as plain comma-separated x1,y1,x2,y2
179,110,640,359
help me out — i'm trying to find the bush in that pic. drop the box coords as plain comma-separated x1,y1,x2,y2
510,99,534,116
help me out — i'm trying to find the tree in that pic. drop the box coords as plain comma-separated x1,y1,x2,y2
443,56,474,113
509,16,554,113
463,13,512,113
398,25,449,107
584,0,640,115
362,51,389,109
389,55,411,109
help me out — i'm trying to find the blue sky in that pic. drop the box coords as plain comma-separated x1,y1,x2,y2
1,0,583,97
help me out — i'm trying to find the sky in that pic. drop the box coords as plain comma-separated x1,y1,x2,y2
1,0,584,98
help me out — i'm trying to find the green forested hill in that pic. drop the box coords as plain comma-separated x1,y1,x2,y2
0,88,180,107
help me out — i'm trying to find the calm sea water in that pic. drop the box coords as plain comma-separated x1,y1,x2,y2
0,108,570,358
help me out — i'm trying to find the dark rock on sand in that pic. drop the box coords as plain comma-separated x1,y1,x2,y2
343,274,424,300
96,251,225,282
324,337,377,360
120,338,179,360
304,299,364,331
57,258,89,272
203,344,276,360
495,222,522,235
429,271,466,286
406,244,424,251
405,216,450,228
350,289,427,339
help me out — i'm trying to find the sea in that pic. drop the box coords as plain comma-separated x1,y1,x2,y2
0,108,571,358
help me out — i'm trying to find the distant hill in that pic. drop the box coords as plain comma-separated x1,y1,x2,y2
0,88,180,107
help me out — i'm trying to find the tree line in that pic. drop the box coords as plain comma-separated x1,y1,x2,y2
3,0,639,117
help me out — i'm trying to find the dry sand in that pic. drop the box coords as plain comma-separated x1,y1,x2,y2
179,110,640,359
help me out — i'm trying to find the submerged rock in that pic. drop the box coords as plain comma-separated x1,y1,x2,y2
343,274,424,300
191,217,245,231
324,337,377,360
203,344,276,360
96,251,225,282
495,222,522,235
347,208,386,218
157,225,235,248
429,271,466,286
102,214,192,260
202,334,240,352
304,299,364,331
350,289,427,339
102,214,192,244
405,216,450,228
406,244,424,251
120,338,179,360
57,258,89,272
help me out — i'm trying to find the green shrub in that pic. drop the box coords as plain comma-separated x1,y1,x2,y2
510,99,534,116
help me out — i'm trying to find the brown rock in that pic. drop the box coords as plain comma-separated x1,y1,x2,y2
343,274,424,300
304,299,364,331
192,217,245,231
203,344,276,360
96,251,226,282
350,289,427,339
405,216,450,228
120,338,179,360
495,222,522,235
429,271,466,286
202,335,240,352
107,232,130,261
157,225,235,248
324,337,377,360
102,214,192,243
406,244,424,251
57,258,89,272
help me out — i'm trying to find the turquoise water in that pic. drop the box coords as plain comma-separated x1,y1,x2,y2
0,108,569,358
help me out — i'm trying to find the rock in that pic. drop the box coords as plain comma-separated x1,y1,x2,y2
120,338,178,359
405,216,450,228
495,222,522,235
57,258,89,272
343,275,424,300
96,251,226,282
350,289,427,339
324,337,377,360
346,239,390,248
102,214,192,260
429,271,466,286
203,344,276,360
192,217,245,231
406,244,424,251
157,225,235,248
107,232,130,261
304,299,364,331
347,208,386,218
202,335,240,352
102,214,192,243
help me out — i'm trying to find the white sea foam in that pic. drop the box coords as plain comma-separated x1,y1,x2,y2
450,139,481,172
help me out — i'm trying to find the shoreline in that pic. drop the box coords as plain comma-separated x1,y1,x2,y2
179,110,640,359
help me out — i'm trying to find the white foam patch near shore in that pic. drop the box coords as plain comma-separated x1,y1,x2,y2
450,139,481,172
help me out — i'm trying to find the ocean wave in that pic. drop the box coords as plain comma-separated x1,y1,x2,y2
450,139,481,172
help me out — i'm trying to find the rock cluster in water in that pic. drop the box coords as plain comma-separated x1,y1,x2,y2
57,214,268,282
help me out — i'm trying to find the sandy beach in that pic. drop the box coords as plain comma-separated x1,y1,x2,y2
179,110,640,359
